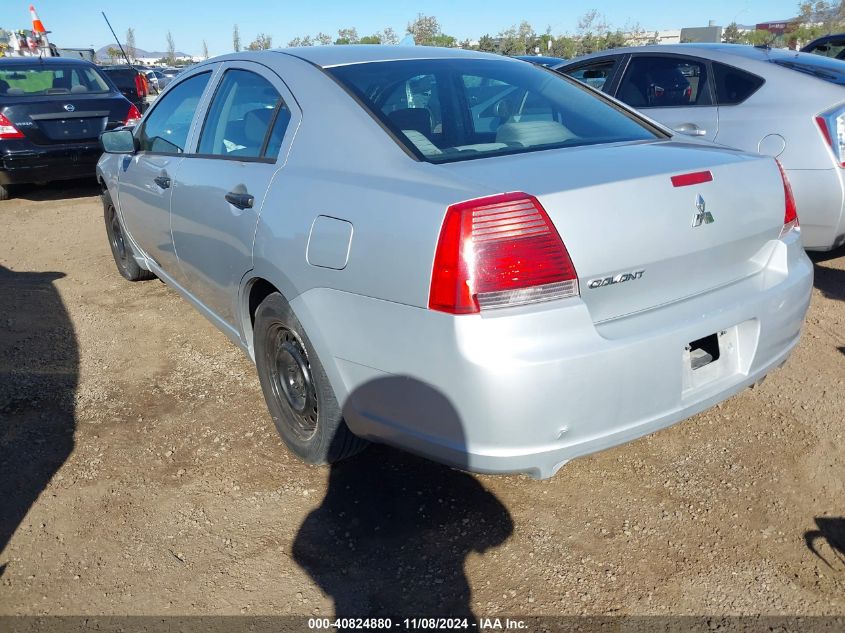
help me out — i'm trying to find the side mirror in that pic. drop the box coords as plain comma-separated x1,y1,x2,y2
100,129,137,154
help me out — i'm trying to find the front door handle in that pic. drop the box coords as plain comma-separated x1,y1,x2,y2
673,123,707,137
225,191,254,210
153,174,171,189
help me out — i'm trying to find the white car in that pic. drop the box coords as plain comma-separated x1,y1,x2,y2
557,44,845,251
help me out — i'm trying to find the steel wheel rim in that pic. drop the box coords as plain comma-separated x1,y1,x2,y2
109,206,127,262
267,324,319,441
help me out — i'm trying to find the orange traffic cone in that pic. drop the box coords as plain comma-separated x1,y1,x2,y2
30,5,47,34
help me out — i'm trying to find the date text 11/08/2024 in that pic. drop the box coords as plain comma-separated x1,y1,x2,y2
307,617,528,630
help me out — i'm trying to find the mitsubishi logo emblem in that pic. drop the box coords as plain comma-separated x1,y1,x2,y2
692,194,715,227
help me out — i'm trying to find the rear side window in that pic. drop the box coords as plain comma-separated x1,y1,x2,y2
0,64,110,96
564,60,618,91
712,62,764,105
198,69,290,159
328,58,658,164
138,72,210,153
617,56,712,108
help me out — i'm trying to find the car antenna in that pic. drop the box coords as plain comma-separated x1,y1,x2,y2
101,11,134,68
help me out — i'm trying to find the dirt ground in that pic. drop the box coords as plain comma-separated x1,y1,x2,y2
0,180,844,619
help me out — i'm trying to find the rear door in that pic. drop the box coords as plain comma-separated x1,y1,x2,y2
117,69,214,273
613,54,719,142
169,61,298,326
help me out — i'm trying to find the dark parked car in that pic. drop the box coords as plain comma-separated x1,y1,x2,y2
801,33,845,59
99,65,149,114
0,57,141,200
513,55,566,67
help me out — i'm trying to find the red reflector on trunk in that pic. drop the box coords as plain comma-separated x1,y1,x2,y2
670,171,713,187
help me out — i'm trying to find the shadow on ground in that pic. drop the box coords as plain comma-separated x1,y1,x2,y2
805,517,845,570
293,439,513,619
809,245,845,302
8,179,100,202
0,265,78,572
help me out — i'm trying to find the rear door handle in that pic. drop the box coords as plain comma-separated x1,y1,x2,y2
153,175,171,189
673,123,707,137
225,191,254,210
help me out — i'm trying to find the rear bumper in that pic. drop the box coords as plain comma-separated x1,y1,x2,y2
290,235,813,478
0,143,101,185
786,167,845,251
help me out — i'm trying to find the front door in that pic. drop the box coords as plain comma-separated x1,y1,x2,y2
170,62,296,327
118,70,213,273
614,54,719,142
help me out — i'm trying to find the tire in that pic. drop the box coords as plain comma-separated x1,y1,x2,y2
102,189,155,282
0,183,10,201
254,292,367,464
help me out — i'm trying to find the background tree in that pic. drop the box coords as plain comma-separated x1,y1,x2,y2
233,24,241,52
125,27,136,63
741,29,776,46
288,37,302,47
551,36,578,58
722,22,743,43
247,33,273,50
407,13,441,45
335,27,359,45
106,46,122,63
477,34,496,52
316,32,333,46
360,34,381,44
576,10,610,56
379,27,399,44
165,31,176,65
202,39,209,59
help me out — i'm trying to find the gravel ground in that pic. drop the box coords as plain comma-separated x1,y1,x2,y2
0,180,843,618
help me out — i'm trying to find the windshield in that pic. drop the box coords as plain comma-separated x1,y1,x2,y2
328,58,660,164
0,64,111,96
770,53,845,85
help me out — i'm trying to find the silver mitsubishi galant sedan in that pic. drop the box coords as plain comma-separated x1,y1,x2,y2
97,46,813,478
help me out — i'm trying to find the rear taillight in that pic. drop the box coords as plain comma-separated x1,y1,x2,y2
123,104,142,126
134,73,147,98
816,108,845,167
428,192,579,314
0,112,24,140
775,159,799,238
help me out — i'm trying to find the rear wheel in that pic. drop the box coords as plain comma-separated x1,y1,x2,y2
0,183,10,201
254,292,367,464
102,189,155,281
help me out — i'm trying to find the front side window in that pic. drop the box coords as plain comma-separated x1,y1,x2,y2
565,60,618,91
0,64,110,96
328,58,659,164
137,71,211,153
617,57,711,108
197,69,289,159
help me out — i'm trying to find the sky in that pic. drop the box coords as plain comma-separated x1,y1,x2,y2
11,0,803,57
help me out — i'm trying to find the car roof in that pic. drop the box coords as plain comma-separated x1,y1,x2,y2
273,45,506,68
0,56,95,66
559,43,833,70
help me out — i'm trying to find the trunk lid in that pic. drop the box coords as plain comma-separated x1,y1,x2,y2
1,95,131,145
446,140,786,323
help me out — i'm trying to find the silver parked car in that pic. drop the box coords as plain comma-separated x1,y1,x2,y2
97,47,812,478
556,44,845,251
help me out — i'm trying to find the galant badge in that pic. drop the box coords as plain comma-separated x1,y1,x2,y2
692,194,715,227
63,104,75,112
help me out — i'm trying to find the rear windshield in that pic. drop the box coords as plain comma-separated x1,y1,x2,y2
770,53,845,85
328,58,660,163
0,64,111,96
